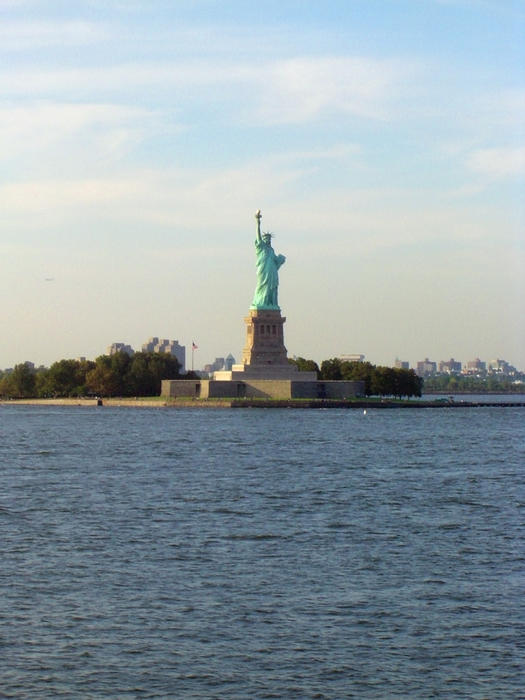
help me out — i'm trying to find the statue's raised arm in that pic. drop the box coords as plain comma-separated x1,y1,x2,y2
251,210,286,311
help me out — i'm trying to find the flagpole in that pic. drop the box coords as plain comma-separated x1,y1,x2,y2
191,341,197,372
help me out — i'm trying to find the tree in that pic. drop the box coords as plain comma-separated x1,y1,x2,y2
86,364,121,397
5,363,36,398
126,353,150,396
137,352,181,395
340,361,374,396
403,369,423,398
370,366,396,396
86,356,122,397
0,372,12,397
320,358,342,380
39,358,95,397
110,351,132,390
289,357,320,377
84,351,182,397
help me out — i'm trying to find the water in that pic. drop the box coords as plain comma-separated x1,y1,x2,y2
1,404,524,699
421,393,525,404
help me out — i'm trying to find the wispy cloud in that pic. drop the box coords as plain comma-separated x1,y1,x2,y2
0,20,107,50
474,89,525,129
0,164,303,237
269,143,361,164
250,57,413,124
0,102,170,165
467,146,525,178
0,55,414,126
1,159,510,255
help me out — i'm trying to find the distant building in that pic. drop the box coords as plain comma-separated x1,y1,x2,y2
488,358,516,375
339,354,365,363
416,357,437,377
202,355,236,375
439,358,462,374
394,358,409,370
208,357,225,373
464,358,486,374
224,353,235,371
107,342,134,356
416,358,437,377
141,337,185,372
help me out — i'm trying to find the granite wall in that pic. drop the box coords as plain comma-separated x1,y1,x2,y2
161,379,364,400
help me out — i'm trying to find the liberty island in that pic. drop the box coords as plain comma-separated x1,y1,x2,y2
162,211,363,400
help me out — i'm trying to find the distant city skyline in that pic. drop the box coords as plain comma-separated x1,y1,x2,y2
1,1,523,371
2,344,523,377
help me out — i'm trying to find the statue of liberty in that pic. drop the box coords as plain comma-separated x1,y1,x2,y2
251,210,286,310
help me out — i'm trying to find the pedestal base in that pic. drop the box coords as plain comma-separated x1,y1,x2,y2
214,364,317,382
161,378,365,400
242,309,288,366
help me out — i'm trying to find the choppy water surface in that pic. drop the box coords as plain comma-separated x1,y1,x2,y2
1,405,524,699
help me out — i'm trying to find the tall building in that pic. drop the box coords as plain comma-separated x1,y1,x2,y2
394,358,409,370
224,353,235,371
107,342,134,356
141,337,186,372
488,358,516,375
416,358,437,376
464,358,486,374
439,358,462,374
202,355,236,375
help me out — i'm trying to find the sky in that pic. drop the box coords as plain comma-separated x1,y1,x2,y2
1,0,524,371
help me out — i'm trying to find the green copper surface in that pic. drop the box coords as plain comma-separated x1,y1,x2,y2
251,210,286,310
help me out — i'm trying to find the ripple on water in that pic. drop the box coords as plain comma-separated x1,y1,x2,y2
1,405,524,698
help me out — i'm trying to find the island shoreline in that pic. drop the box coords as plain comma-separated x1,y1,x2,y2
2,398,525,409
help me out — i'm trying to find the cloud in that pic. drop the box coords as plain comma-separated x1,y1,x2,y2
0,102,169,165
0,177,144,210
0,163,304,240
467,146,525,178
1,159,510,259
0,20,107,50
267,143,361,166
474,89,525,129
0,55,414,125
0,62,205,97
250,57,413,124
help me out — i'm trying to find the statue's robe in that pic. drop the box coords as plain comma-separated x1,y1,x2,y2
251,239,285,310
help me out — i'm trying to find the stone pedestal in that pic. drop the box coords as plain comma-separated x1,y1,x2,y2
212,307,317,382
242,309,288,366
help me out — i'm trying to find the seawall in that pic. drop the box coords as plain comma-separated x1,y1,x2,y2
2,398,525,409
